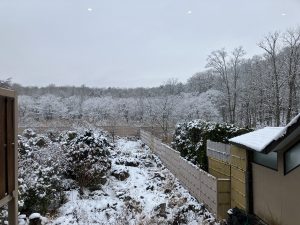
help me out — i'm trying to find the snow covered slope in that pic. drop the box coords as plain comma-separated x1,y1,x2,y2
49,139,217,225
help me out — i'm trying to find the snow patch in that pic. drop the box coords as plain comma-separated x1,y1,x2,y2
29,213,41,219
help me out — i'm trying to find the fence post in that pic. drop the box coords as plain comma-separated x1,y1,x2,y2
0,88,18,225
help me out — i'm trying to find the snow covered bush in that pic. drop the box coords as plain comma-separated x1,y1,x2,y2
64,130,112,192
17,128,113,217
172,120,251,170
18,129,67,215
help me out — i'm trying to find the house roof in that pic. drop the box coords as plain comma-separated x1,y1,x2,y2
229,114,300,154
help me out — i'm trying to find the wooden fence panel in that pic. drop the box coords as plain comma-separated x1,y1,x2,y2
0,88,18,225
0,96,6,198
230,145,247,210
6,98,15,193
208,158,231,178
217,179,231,219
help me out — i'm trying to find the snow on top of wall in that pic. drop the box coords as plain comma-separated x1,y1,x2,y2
229,127,285,152
230,113,300,152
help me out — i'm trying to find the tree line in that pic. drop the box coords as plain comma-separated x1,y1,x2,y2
3,27,300,128
193,27,300,127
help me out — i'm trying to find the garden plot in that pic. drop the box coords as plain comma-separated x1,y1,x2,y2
49,139,217,225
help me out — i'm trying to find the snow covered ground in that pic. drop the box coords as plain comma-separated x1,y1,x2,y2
49,138,217,225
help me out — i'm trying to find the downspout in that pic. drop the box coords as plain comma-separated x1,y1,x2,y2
246,150,254,214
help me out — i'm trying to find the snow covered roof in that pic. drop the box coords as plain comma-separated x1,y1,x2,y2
229,127,284,152
229,113,300,153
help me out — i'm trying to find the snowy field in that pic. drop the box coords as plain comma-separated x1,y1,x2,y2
48,139,217,225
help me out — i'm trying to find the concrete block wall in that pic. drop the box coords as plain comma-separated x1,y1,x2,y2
140,130,230,219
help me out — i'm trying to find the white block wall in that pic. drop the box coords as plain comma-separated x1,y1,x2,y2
140,130,219,215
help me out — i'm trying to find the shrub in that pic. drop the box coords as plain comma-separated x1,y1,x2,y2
64,130,112,192
18,131,67,215
172,120,251,170
17,129,113,216
18,163,65,216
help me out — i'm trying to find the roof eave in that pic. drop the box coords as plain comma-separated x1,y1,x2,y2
228,141,263,153
230,114,300,154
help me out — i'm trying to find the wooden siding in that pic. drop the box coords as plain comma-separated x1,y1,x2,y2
217,179,231,219
230,145,247,210
6,97,15,193
208,158,231,179
0,96,16,197
0,96,6,198
0,88,18,225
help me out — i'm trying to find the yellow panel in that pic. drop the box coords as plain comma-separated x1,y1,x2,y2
218,203,230,219
231,187,246,210
208,158,231,179
216,179,231,220
217,179,231,193
218,192,231,204
231,146,247,172
231,167,246,183
231,157,247,170
231,146,247,158
231,150,247,211
231,176,246,194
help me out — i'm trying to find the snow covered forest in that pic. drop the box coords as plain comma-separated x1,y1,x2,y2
10,27,300,129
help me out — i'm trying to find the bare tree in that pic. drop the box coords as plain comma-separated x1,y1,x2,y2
162,78,184,95
231,47,246,123
187,70,215,94
146,96,177,142
258,32,282,126
282,28,300,123
206,47,245,123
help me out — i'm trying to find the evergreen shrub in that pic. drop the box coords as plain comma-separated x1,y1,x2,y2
172,120,252,170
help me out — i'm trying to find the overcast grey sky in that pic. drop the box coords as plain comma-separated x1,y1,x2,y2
0,0,300,88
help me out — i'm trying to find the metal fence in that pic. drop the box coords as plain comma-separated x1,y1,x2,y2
140,130,231,219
